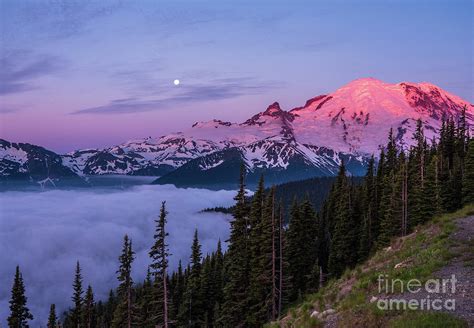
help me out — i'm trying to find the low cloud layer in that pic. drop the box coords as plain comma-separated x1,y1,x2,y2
0,184,235,325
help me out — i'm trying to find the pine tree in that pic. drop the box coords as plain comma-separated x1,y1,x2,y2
276,202,291,316
328,164,358,277
47,304,57,328
424,155,442,215
463,140,474,204
170,261,184,321
98,290,117,328
385,128,398,174
409,120,429,227
212,240,225,325
220,164,251,327
112,235,135,328
378,160,405,245
249,188,278,325
137,269,154,328
306,261,321,294
359,156,376,259
456,106,468,160
70,261,84,328
200,254,213,327
179,229,204,327
149,202,170,328
82,285,95,328
8,266,33,328
247,176,266,325
286,196,318,299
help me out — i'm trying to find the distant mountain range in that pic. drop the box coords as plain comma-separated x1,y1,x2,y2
1,78,472,188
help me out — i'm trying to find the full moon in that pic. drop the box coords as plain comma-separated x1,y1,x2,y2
173,79,180,86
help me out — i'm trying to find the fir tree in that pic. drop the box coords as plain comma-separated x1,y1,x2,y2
212,240,225,325
328,164,358,277
286,197,318,299
463,140,474,204
98,290,117,328
149,202,170,328
82,285,95,328
416,155,440,221
8,266,33,328
378,159,405,245
220,164,251,327
385,128,398,174
112,235,135,328
70,261,83,328
170,261,184,321
249,188,278,325
47,304,57,328
179,229,204,327
137,269,154,328
359,156,376,259
409,119,428,227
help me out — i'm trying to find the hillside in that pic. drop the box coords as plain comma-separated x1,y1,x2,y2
269,205,474,328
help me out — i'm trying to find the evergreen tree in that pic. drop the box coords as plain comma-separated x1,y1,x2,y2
137,269,154,328
378,160,405,245
417,155,440,220
306,261,321,294
96,290,117,328
463,140,474,204
286,197,318,299
8,266,33,328
220,164,251,327
179,229,204,327
70,261,83,328
47,304,57,328
359,156,376,259
212,240,225,325
149,202,170,328
82,285,95,328
409,119,428,227
249,188,278,325
112,235,135,328
385,128,398,174
170,261,184,321
328,164,358,277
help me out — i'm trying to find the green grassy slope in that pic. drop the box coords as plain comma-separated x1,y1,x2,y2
268,205,474,328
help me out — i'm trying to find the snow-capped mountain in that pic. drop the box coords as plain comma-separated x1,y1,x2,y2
289,78,472,153
62,135,221,176
153,78,472,187
1,78,472,188
0,139,83,186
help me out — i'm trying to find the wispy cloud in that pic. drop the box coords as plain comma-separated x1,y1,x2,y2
0,51,66,95
0,108,20,114
2,1,125,44
72,77,282,114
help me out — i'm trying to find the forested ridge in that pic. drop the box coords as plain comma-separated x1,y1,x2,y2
201,175,362,219
7,110,474,328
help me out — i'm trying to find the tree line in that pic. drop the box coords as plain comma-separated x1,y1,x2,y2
8,110,474,327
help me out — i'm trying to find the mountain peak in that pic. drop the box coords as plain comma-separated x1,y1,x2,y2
264,102,282,115
340,77,388,91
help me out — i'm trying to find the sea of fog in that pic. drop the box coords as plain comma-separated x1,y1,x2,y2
0,179,237,325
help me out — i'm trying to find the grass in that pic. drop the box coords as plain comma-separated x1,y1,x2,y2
388,311,468,328
273,204,474,327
